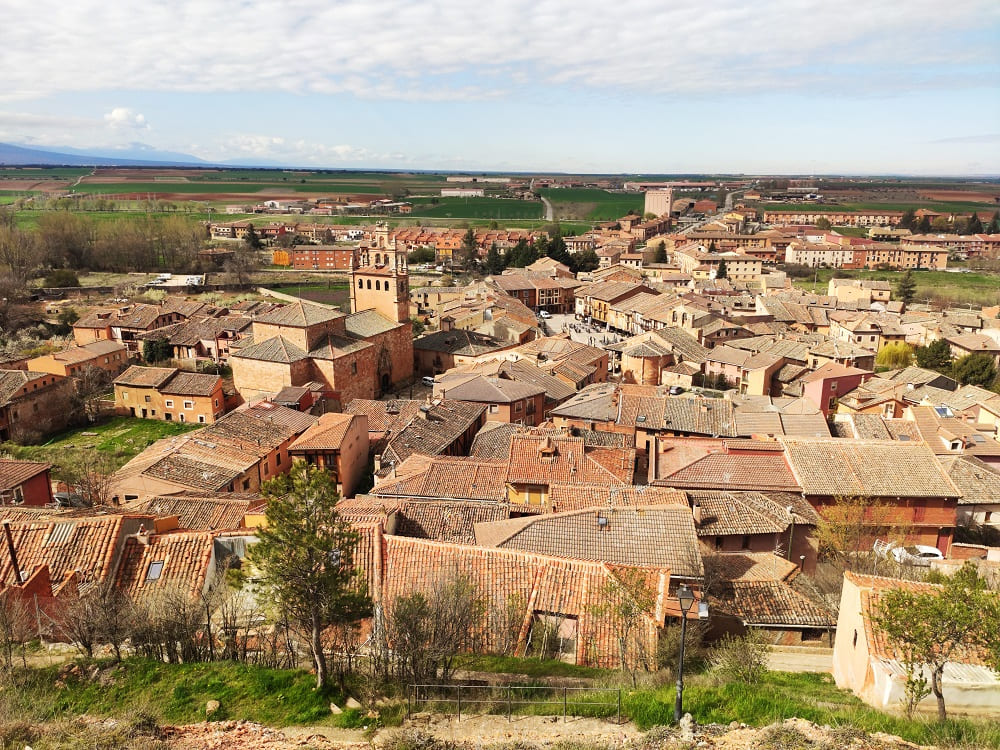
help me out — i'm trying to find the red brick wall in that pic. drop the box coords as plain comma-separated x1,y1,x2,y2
19,470,54,506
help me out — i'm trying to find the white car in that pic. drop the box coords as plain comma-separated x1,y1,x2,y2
538,310,552,319
891,544,943,567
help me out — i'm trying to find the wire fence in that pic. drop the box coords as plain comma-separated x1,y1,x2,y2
407,683,623,723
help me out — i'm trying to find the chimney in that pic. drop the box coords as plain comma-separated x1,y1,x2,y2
3,520,23,585
135,524,151,546
692,504,703,526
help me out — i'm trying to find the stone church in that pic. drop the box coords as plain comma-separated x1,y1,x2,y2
231,228,413,405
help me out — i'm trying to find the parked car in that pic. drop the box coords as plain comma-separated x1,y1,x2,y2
669,386,685,395
421,376,436,387
538,310,552,319
881,542,943,567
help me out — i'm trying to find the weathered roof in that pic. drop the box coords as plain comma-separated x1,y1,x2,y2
0,459,51,491
125,493,259,530
475,505,703,578
230,336,308,363
115,530,216,599
114,365,177,389
782,437,959,498
938,454,1000,506
381,400,487,465
413,329,510,356
253,300,344,327
441,376,545,404
289,412,365,451
160,371,222,397
343,309,400,338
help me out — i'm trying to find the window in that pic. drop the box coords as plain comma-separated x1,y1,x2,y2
276,452,282,465
144,395,151,403
198,415,206,423
350,361,357,375
242,479,251,490
366,279,372,289
122,391,128,400
178,413,185,423
183,400,194,409
164,399,174,408
741,535,751,550
514,402,522,413
146,561,164,581
214,399,219,407
489,404,499,413
12,487,24,505
263,462,269,475
358,279,363,288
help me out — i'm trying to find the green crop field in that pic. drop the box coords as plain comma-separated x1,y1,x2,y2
760,201,998,214
408,196,544,219
540,188,644,221
792,267,1000,306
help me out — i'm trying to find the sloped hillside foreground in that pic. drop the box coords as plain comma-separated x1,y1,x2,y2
4,715,935,750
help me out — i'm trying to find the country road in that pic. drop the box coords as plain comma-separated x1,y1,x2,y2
540,195,554,221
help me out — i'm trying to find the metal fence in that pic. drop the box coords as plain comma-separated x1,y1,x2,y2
407,683,622,723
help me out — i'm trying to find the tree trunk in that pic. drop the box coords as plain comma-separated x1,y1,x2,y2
311,609,327,690
932,664,947,721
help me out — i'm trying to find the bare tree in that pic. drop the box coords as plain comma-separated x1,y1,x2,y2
0,592,33,670
588,569,656,684
73,365,114,423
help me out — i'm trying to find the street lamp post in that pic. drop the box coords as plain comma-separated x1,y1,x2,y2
674,584,696,723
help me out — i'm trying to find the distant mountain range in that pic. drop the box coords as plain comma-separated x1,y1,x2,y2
0,141,217,167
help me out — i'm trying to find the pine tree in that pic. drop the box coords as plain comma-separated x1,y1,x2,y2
917,215,932,233
895,269,917,305
715,259,727,279
484,243,504,275
249,461,371,689
899,208,917,231
914,339,953,374
964,212,984,235
986,211,1000,235
654,241,668,264
244,224,262,250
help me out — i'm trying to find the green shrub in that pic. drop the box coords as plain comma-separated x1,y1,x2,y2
708,631,769,685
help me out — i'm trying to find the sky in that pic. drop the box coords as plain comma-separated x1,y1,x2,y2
1,0,999,175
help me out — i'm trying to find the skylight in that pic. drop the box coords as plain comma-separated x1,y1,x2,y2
146,561,165,581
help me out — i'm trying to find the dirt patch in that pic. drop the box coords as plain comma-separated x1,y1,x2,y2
919,190,999,203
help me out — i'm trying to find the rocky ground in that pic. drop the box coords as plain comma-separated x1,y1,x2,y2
147,715,931,750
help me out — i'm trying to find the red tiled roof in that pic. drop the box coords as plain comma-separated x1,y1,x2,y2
115,531,216,599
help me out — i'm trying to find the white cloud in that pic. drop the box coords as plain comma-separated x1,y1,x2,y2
2,0,997,102
104,108,149,130
196,134,405,166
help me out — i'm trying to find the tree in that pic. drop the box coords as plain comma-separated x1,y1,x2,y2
407,246,436,265
460,228,478,270
224,245,260,286
244,224,262,250
875,342,914,370
43,269,80,288
73,365,114,423
386,571,483,685
899,208,917,231
895,269,917,305
484,243,505,275
249,460,371,689
815,217,832,230
952,352,998,388
653,241,668,264
569,249,599,274
914,339,953,374
715,259,727,280
142,337,172,364
917,215,932,233
986,211,1000,235
962,212,983,236
588,568,656,685
61,449,118,506
872,564,1000,721
0,225,40,289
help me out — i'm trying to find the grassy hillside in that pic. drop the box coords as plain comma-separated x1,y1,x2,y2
791,268,1000,307
2,659,997,747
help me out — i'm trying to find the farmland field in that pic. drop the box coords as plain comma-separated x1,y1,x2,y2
408,196,544,219
792,267,1000,306
759,200,998,215
539,188,644,221
265,282,352,310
